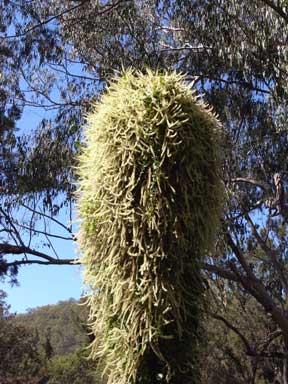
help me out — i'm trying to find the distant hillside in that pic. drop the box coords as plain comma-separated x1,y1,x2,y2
1,296,97,383
13,298,91,356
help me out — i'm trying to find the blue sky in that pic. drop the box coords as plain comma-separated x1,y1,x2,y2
2,202,84,314
2,100,84,313
2,199,83,313
3,262,83,314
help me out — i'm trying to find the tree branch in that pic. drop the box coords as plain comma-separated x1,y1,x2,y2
204,262,239,282
260,0,288,22
247,351,288,359
245,213,288,293
156,26,186,32
11,221,74,241
199,76,271,95
0,242,78,265
205,252,288,336
21,203,74,235
3,0,90,39
3,259,79,268
226,232,253,277
271,173,288,217
230,177,270,191
245,214,276,258
213,314,253,354
160,43,212,52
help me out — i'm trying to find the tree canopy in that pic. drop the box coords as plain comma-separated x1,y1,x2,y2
0,294,97,383
0,1,288,381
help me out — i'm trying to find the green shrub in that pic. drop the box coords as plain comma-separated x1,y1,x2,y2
77,70,222,384
47,347,96,384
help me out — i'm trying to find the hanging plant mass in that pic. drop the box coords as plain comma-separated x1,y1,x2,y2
77,70,222,384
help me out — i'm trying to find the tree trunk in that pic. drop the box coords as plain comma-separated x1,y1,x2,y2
283,336,288,384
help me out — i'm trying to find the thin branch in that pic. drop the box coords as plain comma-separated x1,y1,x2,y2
230,177,270,191
63,0,128,23
0,242,80,266
2,0,90,39
213,314,253,353
204,262,239,282
245,213,288,293
28,199,36,248
3,259,79,267
156,26,186,32
226,232,253,278
47,62,99,82
247,351,288,359
11,220,74,241
204,258,288,336
260,330,282,351
19,67,79,108
43,217,59,259
45,234,60,259
245,213,277,258
260,0,288,22
0,242,58,261
160,43,212,52
203,76,271,95
0,208,25,247
272,173,288,217
11,96,64,110
230,200,265,221
21,203,73,235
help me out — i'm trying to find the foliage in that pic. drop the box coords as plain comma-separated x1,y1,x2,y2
200,283,285,384
0,289,10,317
0,295,98,383
0,294,47,383
47,347,96,384
0,0,287,276
14,298,90,356
77,70,222,383
0,0,288,381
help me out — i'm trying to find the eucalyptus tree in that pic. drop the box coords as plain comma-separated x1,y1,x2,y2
0,0,288,379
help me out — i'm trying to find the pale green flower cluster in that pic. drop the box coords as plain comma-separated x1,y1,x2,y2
77,70,222,384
